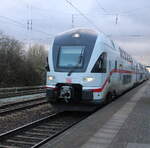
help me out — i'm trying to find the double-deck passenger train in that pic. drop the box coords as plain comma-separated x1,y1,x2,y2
46,28,149,111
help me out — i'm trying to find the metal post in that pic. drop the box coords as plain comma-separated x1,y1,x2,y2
72,14,74,28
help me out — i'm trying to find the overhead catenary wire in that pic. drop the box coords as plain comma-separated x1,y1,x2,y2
0,15,51,37
0,0,53,44
95,0,119,24
117,6,150,15
94,1,150,25
65,0,107,35
95,0,108,13
19,0,149,28
2,0,148,41
0,15,25,27
65,0,145,38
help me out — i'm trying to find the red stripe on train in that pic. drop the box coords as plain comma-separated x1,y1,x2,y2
92,69,134,92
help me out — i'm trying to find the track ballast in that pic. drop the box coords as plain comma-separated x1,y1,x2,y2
0,112,89,148
0,97,48,116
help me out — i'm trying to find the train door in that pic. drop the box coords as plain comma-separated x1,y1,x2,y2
107,54,114,91
111,59,119,95
99,52,107,83
136,64,138,83
109,60,112,73
91,51,107,85
113,60,119,91
118,61,123,93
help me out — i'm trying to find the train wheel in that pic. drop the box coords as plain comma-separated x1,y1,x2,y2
112,91,117,100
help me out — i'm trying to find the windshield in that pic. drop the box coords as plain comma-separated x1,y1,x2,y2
58,46,85,68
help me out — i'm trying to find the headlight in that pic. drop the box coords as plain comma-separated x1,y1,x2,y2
83,77,94,82
48,75,55,81
72,33,80,38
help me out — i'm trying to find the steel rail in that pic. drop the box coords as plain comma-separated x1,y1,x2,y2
0,90,45,99
0,112,89,148
0,97,48,116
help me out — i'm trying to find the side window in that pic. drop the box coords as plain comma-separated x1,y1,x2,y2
140,74,143,80
109,60,111,72
115,60,117,69
91,52,107,73
111,40,115,48
45,57,50,71
123,75,132,84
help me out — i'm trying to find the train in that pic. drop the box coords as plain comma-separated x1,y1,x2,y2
45,28,149,111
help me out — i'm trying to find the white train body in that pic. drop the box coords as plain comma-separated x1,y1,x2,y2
46,28,148,109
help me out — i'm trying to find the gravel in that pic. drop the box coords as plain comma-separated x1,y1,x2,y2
0,103,55,134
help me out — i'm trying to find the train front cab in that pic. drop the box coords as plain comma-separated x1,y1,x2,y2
45,30,114,108
46,51,109,106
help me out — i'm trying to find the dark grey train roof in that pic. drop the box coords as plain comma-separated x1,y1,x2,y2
57,28,98,37
53,28,98,45
52,28,98,72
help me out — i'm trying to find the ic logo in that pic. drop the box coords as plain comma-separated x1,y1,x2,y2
66,78,72,83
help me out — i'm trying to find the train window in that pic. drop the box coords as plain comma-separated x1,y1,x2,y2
58,46,85,68
123,75,132,84
91,52,107,73
120,50,123,58
115,60,117,69
111,40,115,48
122,51,125,59
124,52,127,60
45,57,50,71
140,74,143,80
109,60,111,72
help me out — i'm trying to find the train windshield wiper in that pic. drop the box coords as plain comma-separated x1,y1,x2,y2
67,49,84,76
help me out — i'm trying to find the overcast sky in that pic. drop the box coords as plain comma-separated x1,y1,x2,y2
0,0,150,65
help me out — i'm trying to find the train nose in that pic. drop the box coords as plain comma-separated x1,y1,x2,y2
59,86,72,99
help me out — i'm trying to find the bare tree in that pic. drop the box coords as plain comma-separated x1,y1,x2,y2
26,44,48,85
0,33,48,87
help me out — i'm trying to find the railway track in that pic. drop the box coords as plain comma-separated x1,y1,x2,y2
0,97,48,116
0,86,45,99
0,112,89,148
0,90,45,99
